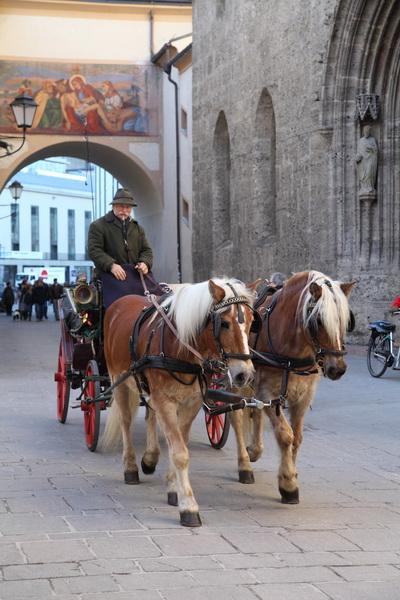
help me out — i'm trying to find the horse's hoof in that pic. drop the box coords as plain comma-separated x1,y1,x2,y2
141,458,156,475
180,511,202,527
167,491,178,506
239,470,255,484
124,470,140,485
279,487,299,504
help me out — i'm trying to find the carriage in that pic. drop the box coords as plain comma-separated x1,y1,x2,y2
54,278,242,452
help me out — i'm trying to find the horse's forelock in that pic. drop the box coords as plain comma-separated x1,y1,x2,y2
297,271,350,342
163,278,254,345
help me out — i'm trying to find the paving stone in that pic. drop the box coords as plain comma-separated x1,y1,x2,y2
0,579,53,599
189,568,258,585
221,530,300,554
80,558,139,575
80,592,162,600
62,492,119,510
51,574,120,595
3,562,81,580
318,581,400,600
336,550,400,565
274,552,349,567
88,536,161,559
5,495,72,514
213,552,283,569
21,539,94,563
282,531,360,552
331,564,400,581
0,478,54,494
65,513,143,532
0,514,68,535
153,532,238,556
139,555,222,572
161,586,259,600
0,543,25,565
250,565,341,583
249,583,330,600
339,528,400,551
115,571,197,589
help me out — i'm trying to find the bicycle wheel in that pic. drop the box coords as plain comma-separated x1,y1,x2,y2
367,334,391,377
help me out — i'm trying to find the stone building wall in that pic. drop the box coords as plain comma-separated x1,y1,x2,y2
192,0,400,339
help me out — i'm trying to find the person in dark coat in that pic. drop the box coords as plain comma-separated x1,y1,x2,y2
2,282,14,316
88,188,162,308
32,278,48,321
49,278,64,321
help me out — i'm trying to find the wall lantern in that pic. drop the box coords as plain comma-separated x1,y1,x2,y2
0,93,38,158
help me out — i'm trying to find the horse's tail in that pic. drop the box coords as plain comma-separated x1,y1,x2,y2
99,380,140,451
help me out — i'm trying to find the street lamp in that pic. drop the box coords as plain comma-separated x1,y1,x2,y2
8,181,23,202
0,93,38,158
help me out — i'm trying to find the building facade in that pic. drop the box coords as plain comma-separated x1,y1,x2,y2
192,0,400,337
0,159,118,284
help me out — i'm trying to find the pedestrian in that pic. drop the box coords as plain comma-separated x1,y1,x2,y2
49,278,64,321
87,187,163,308
42,279,50,319
1,282,14,316
32,278,48,321
22,283,33,321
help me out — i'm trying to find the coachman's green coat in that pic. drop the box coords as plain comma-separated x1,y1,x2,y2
88,211,153,275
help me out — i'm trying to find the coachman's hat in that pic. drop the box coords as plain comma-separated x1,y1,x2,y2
110,188,137,206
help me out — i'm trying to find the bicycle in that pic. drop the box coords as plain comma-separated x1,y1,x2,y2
367,311,400,377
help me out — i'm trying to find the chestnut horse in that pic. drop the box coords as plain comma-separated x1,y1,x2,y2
102,278,256,527
230,270,355,503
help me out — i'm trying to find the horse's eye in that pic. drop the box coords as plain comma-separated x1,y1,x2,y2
221,321,230,329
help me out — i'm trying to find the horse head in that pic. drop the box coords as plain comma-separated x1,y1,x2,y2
298,272,356,380
165,278,257,388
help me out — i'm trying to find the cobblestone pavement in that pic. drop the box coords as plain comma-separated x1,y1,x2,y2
1,313,400,599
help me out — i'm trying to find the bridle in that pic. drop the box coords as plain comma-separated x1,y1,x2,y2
210,282,258,363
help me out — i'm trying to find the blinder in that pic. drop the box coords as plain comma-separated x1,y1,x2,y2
347,310,355,333
250,309,263,333
307,309,355,338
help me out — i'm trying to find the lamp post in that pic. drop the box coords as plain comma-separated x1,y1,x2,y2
0,93,38,158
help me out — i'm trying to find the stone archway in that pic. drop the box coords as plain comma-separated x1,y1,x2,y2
0,136,180,281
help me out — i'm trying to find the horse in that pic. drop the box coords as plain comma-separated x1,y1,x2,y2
101,277,257,527
229,270,355,504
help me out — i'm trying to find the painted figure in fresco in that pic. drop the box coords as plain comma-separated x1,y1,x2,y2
356,124,378,197
98,80,138,132
64,74,107,134
32,81,62,129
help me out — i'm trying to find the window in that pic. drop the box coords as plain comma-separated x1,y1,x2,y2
31,206,39,252
182,198,190,226
68,209,75,260
50,207,58,260
11,204,19,251
84,210,92,260
181,108,188,135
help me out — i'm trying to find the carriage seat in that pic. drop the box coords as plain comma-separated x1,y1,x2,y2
368,320,396,333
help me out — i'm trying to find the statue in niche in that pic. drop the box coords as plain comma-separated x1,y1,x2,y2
356,125,378,198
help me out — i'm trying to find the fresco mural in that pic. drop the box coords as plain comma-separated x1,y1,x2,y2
0,61,160,136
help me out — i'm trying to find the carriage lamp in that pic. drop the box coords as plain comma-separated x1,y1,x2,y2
0,93,38,159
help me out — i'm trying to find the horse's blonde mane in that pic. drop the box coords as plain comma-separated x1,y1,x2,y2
162,278,254,345
297,271,350,342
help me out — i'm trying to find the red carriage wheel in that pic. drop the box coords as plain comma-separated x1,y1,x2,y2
82,360,101,452
205,409,230,449
54,340,70,424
